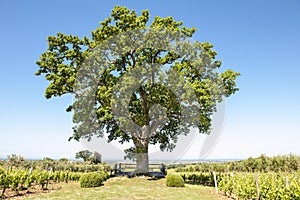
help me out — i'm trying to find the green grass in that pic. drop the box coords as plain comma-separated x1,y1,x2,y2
15,177,229,200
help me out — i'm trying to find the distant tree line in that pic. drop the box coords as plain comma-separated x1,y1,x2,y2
175,154,300,173
0,152,110,173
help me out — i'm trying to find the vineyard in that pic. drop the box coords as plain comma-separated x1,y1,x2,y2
176,172,300,200
0,165,111,198
0,167,80,197
1,154,300,199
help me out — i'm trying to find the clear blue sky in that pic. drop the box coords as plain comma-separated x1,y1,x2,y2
0,0,299,160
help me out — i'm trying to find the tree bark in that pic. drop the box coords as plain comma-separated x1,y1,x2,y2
133,137,149,174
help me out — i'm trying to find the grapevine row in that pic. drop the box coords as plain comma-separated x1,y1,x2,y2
177,172,300,200
0,167,82,197
218,172,300,199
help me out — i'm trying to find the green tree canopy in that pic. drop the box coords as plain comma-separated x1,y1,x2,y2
75,150,93,162
36,6,240,173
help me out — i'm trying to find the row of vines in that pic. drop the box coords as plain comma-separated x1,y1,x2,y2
177,172,300,199
218,172,300,199
0,167,82,197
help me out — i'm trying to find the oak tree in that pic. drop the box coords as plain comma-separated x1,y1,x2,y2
36,6,240,173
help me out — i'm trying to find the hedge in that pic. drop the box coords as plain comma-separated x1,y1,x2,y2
166,174,185,187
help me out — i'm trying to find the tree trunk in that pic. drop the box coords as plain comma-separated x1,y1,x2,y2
133,138,149,174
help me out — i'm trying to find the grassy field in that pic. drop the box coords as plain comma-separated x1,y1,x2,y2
14,176,230,200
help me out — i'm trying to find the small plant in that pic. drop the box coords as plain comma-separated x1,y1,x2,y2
166,174,185,187
79,172,105,188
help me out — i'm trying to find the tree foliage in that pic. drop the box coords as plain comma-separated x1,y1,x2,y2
36,6,240,170
75,150,101,164
75,150,93,162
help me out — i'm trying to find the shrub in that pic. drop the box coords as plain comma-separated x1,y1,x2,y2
166,174,185,187
79,172,106,188
98,171,110,181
